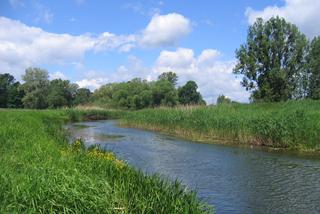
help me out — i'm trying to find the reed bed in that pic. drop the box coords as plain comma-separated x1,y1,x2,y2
121,100,320,151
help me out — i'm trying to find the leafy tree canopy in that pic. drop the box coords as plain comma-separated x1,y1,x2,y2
158,71,178,86
234,17,308,102
178,81,205,105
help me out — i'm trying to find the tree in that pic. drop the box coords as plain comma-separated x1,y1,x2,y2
22,67,50,109
152,80,178,106
178,81,204,105
158,72,178,86
307,36,320,99
0,73,24,108
74,88,91,105
216,95,231,104
233,17,308,102
47,79,78,108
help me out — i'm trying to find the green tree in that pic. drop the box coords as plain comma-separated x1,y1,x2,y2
74,88,91,105
47,79,78,108
22,67,50,109
233,17,308,102
0,73,24,108
140,90,152,108
91,83,116,107
178,81,204,105
216,94,231,104
307,36,320,99
158,72,178,86
152,80,178,106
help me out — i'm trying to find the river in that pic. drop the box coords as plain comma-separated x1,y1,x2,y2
67,120,320,214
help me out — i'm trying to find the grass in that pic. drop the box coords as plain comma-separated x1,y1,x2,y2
0,109,210,213
120,100,320,152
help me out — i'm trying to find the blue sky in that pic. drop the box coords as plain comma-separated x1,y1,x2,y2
1,0,319,103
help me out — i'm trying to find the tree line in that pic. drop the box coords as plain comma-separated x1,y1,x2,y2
0,68,91,109
91,71,205,109
0,69,205,109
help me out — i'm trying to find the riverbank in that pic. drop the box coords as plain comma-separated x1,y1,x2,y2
120,100,320,152
0,110,210,213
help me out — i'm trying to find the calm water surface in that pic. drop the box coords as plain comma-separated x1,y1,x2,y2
67,120,320,214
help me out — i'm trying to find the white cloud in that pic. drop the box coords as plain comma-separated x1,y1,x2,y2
156,48,195,69
0,17,135,78
245,0,320,38
197,49,220,65
93,32,136,52
76,78,108,90
0,13,192,78
49,71,67,80
139,13,192,47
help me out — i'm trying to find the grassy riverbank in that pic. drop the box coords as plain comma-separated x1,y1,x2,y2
121,100,320,152
0,110,210,213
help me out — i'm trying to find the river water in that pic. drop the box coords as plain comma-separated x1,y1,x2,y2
67,120,320,214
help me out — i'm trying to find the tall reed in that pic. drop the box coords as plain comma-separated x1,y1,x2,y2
121,100,320,151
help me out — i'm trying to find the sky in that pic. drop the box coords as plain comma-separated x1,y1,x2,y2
1,0,320,103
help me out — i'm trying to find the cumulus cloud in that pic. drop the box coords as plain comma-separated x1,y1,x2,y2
139,13,192,47
0,12,193,78
245,0,320,38
0,17,135,78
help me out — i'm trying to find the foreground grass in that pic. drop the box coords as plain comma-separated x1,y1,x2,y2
121,100,320,151
0,110,210,213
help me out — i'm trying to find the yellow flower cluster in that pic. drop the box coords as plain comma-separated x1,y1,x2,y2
88,149,116,161
71,139,84,152
74,139,82,147
88,148,126,169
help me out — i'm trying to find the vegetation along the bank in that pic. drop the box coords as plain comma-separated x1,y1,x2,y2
0,109,211,213
120,100,320,151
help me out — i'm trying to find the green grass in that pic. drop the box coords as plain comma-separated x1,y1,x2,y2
0,109,210,213
120,100,320,151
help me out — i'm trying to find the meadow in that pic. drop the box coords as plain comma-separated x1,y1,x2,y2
0,109,210,213
120,100,320,152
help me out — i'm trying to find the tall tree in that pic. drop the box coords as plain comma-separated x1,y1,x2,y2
307,36,320,99
158,72,178,86
178,81,204,105
233,17,308,102
22,67,50,109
